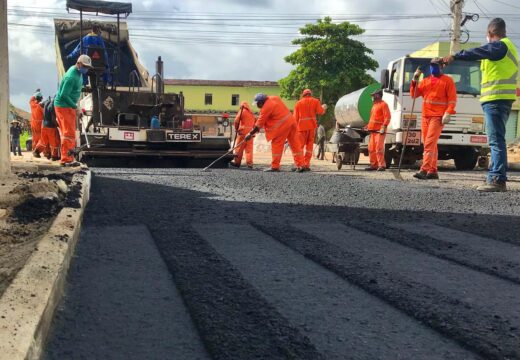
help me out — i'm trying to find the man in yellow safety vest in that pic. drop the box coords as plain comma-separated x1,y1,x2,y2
444,18,518,192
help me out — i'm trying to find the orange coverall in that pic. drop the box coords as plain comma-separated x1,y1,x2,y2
29,97,44,151
255,96,304,170
410,74,456,174
35,128,60,159
294,96,325,168
54,107,77,164
367,99,391,169
233,102,256,167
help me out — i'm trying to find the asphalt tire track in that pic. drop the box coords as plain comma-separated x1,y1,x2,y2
349,220,520,285
149,224,325,360
252,222,520,360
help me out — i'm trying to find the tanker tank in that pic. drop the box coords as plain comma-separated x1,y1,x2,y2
334,83,381,128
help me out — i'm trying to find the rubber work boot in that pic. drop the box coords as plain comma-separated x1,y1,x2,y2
365,167,377,171
291,167,298,172
413,170,427,180
296,167,305,173
228,161,240,168
51,156,60,161
247,165,253,170
32,150,41,158
426,172,439,180
303,167,311,172
263,168,280,172
476,178,507,192
376,167,386,172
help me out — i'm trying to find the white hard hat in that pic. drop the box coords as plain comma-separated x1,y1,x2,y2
77,54,93,68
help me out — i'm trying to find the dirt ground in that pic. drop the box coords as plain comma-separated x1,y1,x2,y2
0,153,82,297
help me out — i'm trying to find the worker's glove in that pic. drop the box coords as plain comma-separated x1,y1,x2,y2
322,104,328,111
442,113,451,125
379,126,386,134
442,55,455,65
413,69,422,81
245,126,259,141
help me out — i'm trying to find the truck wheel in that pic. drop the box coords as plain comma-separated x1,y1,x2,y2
454,148,478,170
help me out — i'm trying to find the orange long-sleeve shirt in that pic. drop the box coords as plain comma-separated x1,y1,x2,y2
234,102,256,135
255,96,296,141
410,74,457,117
367,100,391,131
29,96,44,122
293,96,325,131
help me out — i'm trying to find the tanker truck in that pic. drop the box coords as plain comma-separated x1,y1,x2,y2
334,56,489,170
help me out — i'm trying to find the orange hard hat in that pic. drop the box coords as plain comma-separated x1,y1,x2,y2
302,89,312,96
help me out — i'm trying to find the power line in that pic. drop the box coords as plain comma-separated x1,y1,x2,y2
487,0,520,10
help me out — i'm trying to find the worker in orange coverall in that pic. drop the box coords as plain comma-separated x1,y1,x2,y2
229,101,256,169
245,93,304,172
293,88,327,171
34,97,60,161
365,89,391,171
29,90,44,156
410,57,457,180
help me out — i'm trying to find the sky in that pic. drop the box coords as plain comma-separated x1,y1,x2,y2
6,0,520,111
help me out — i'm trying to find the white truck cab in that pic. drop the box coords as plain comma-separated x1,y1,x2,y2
378,56,489,170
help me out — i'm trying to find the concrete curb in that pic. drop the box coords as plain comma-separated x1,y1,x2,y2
0,170,91,360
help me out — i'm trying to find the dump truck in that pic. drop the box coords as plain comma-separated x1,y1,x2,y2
334,56,490,170
54,0,231,166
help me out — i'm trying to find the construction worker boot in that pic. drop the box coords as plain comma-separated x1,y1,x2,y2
32,150,41,158
476,179,507,192
365,167,377,171
426,172,439,180
228,161,240,168
377,167,386,172
263,168,280,172
413,171,428,180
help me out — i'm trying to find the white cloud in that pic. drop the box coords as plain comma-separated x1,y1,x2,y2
6,0,519,111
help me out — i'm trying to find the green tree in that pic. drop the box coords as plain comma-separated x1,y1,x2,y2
279,17,378,131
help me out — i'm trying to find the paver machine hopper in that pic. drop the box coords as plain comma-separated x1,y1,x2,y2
55,0,232,166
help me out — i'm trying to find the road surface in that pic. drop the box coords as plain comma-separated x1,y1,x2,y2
44,166,520,359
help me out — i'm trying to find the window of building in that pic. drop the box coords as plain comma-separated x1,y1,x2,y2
205,93,213,105
231,94,240,106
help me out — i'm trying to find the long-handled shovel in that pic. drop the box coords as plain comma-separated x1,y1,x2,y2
392,95,417,180
202,139,247,172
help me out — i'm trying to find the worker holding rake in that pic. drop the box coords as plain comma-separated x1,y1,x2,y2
410,58,457,180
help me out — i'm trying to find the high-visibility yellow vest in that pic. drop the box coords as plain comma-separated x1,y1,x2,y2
480,37,519,103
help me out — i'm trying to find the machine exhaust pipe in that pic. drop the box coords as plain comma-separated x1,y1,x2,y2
155,56,164,95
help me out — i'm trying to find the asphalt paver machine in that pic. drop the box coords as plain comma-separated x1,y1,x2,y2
55,0,232,166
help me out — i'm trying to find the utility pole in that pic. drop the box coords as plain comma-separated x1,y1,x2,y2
0,0,11,177
450,0,464,54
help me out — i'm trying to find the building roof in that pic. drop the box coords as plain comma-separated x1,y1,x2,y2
164,79,279,87
410,41,481,58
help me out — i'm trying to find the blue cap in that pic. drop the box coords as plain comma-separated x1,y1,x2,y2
254,93,267,103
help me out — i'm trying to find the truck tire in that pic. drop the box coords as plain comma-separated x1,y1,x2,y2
454,148,478,170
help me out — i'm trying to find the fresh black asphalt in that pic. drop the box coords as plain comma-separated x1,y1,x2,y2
44,168,520,359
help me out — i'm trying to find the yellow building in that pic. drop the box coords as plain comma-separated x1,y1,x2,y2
164,79,296,135
411,41,520,142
